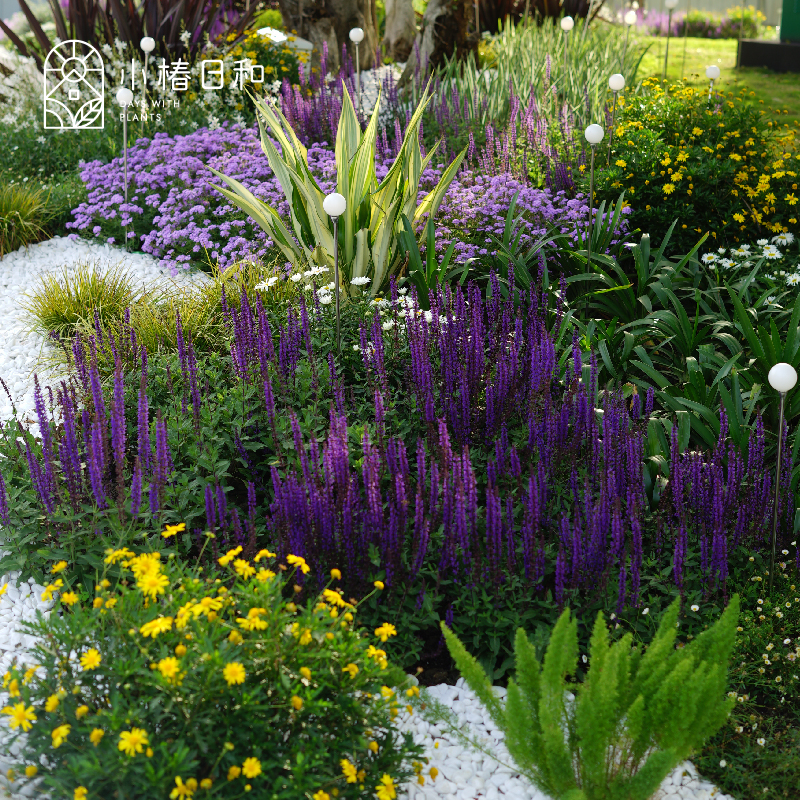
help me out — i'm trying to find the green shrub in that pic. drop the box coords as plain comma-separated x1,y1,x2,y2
441,596,740,800
0,539,422,799
679,6,764,39
0,180,54,257
591,79,799,252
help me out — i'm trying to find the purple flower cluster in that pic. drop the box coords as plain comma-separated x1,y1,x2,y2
2,278,790,611
68,117,628,274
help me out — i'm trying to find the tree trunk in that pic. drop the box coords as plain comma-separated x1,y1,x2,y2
383,0,417,62
398,0,477,87
278,0,380,73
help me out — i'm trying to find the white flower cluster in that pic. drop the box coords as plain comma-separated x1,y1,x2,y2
700,233,799,290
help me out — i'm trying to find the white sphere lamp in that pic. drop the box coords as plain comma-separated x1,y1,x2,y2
323,193,347,219
140,36,155,53
624,9,638,24
585,124,604,144
116,87,134,107
705,65,721,80
560,15,574,31
349,27,364,43
768,363,798,394
665,0,679,9
608,73,626,92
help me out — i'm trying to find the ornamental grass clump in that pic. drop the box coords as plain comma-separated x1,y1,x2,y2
22,262,140,341
0,180,54,257
442,595,740,800
0,538,421,799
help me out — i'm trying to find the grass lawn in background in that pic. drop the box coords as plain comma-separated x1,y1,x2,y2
637,35,800,127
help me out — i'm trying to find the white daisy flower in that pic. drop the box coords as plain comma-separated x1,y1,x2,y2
350,276,371,286
757,239,769,246
787,274,800,286
290,273,303,282
319,294,333,305
720,258,735,268
254,276,280,291
701,253,717,264
382,321,394,331
773,232,795,246
718,247,727,253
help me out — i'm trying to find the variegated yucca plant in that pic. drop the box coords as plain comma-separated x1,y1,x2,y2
210,85,465,298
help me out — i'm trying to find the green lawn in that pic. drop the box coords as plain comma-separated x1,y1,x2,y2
636,35,800,127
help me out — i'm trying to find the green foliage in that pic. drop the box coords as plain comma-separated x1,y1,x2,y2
22,262,140,340
695,556,800,800
22,256,298,374
591,78,799,253
0,543,421,799
0,179,54,256
442,596,740,800
211,84,465,296
423,17,648,136
397,214,466,309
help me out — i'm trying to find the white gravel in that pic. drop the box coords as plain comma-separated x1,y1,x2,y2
0,237,737,799
0,236,203,426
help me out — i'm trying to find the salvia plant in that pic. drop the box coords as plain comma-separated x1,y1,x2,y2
0,278,792,668
441,595,740,800
210,83,465,296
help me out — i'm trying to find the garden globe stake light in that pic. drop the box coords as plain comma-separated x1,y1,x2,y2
606,73,625,162
705,64,720,104
622,9,637,74
561,16,574,80
323,192,347,355
584,124,604,268
663,0,679,80
140,36,155,136
767,363,797,595
349,28,365,114
116,86,134,252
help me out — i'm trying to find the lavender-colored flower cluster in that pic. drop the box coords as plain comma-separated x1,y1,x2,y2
67,118,629,274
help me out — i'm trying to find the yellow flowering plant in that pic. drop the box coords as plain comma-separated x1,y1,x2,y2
0,538,421,799
590,79,799,252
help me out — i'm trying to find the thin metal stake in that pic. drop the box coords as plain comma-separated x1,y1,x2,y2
769,392,786,595
664,9,673,81
123,110,129,251
355,41,361,115
587,144,596,267
333,215,341,355
607,92,619,162
737,0,745,68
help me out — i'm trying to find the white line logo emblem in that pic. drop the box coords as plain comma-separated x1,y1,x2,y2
43,39,104,130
